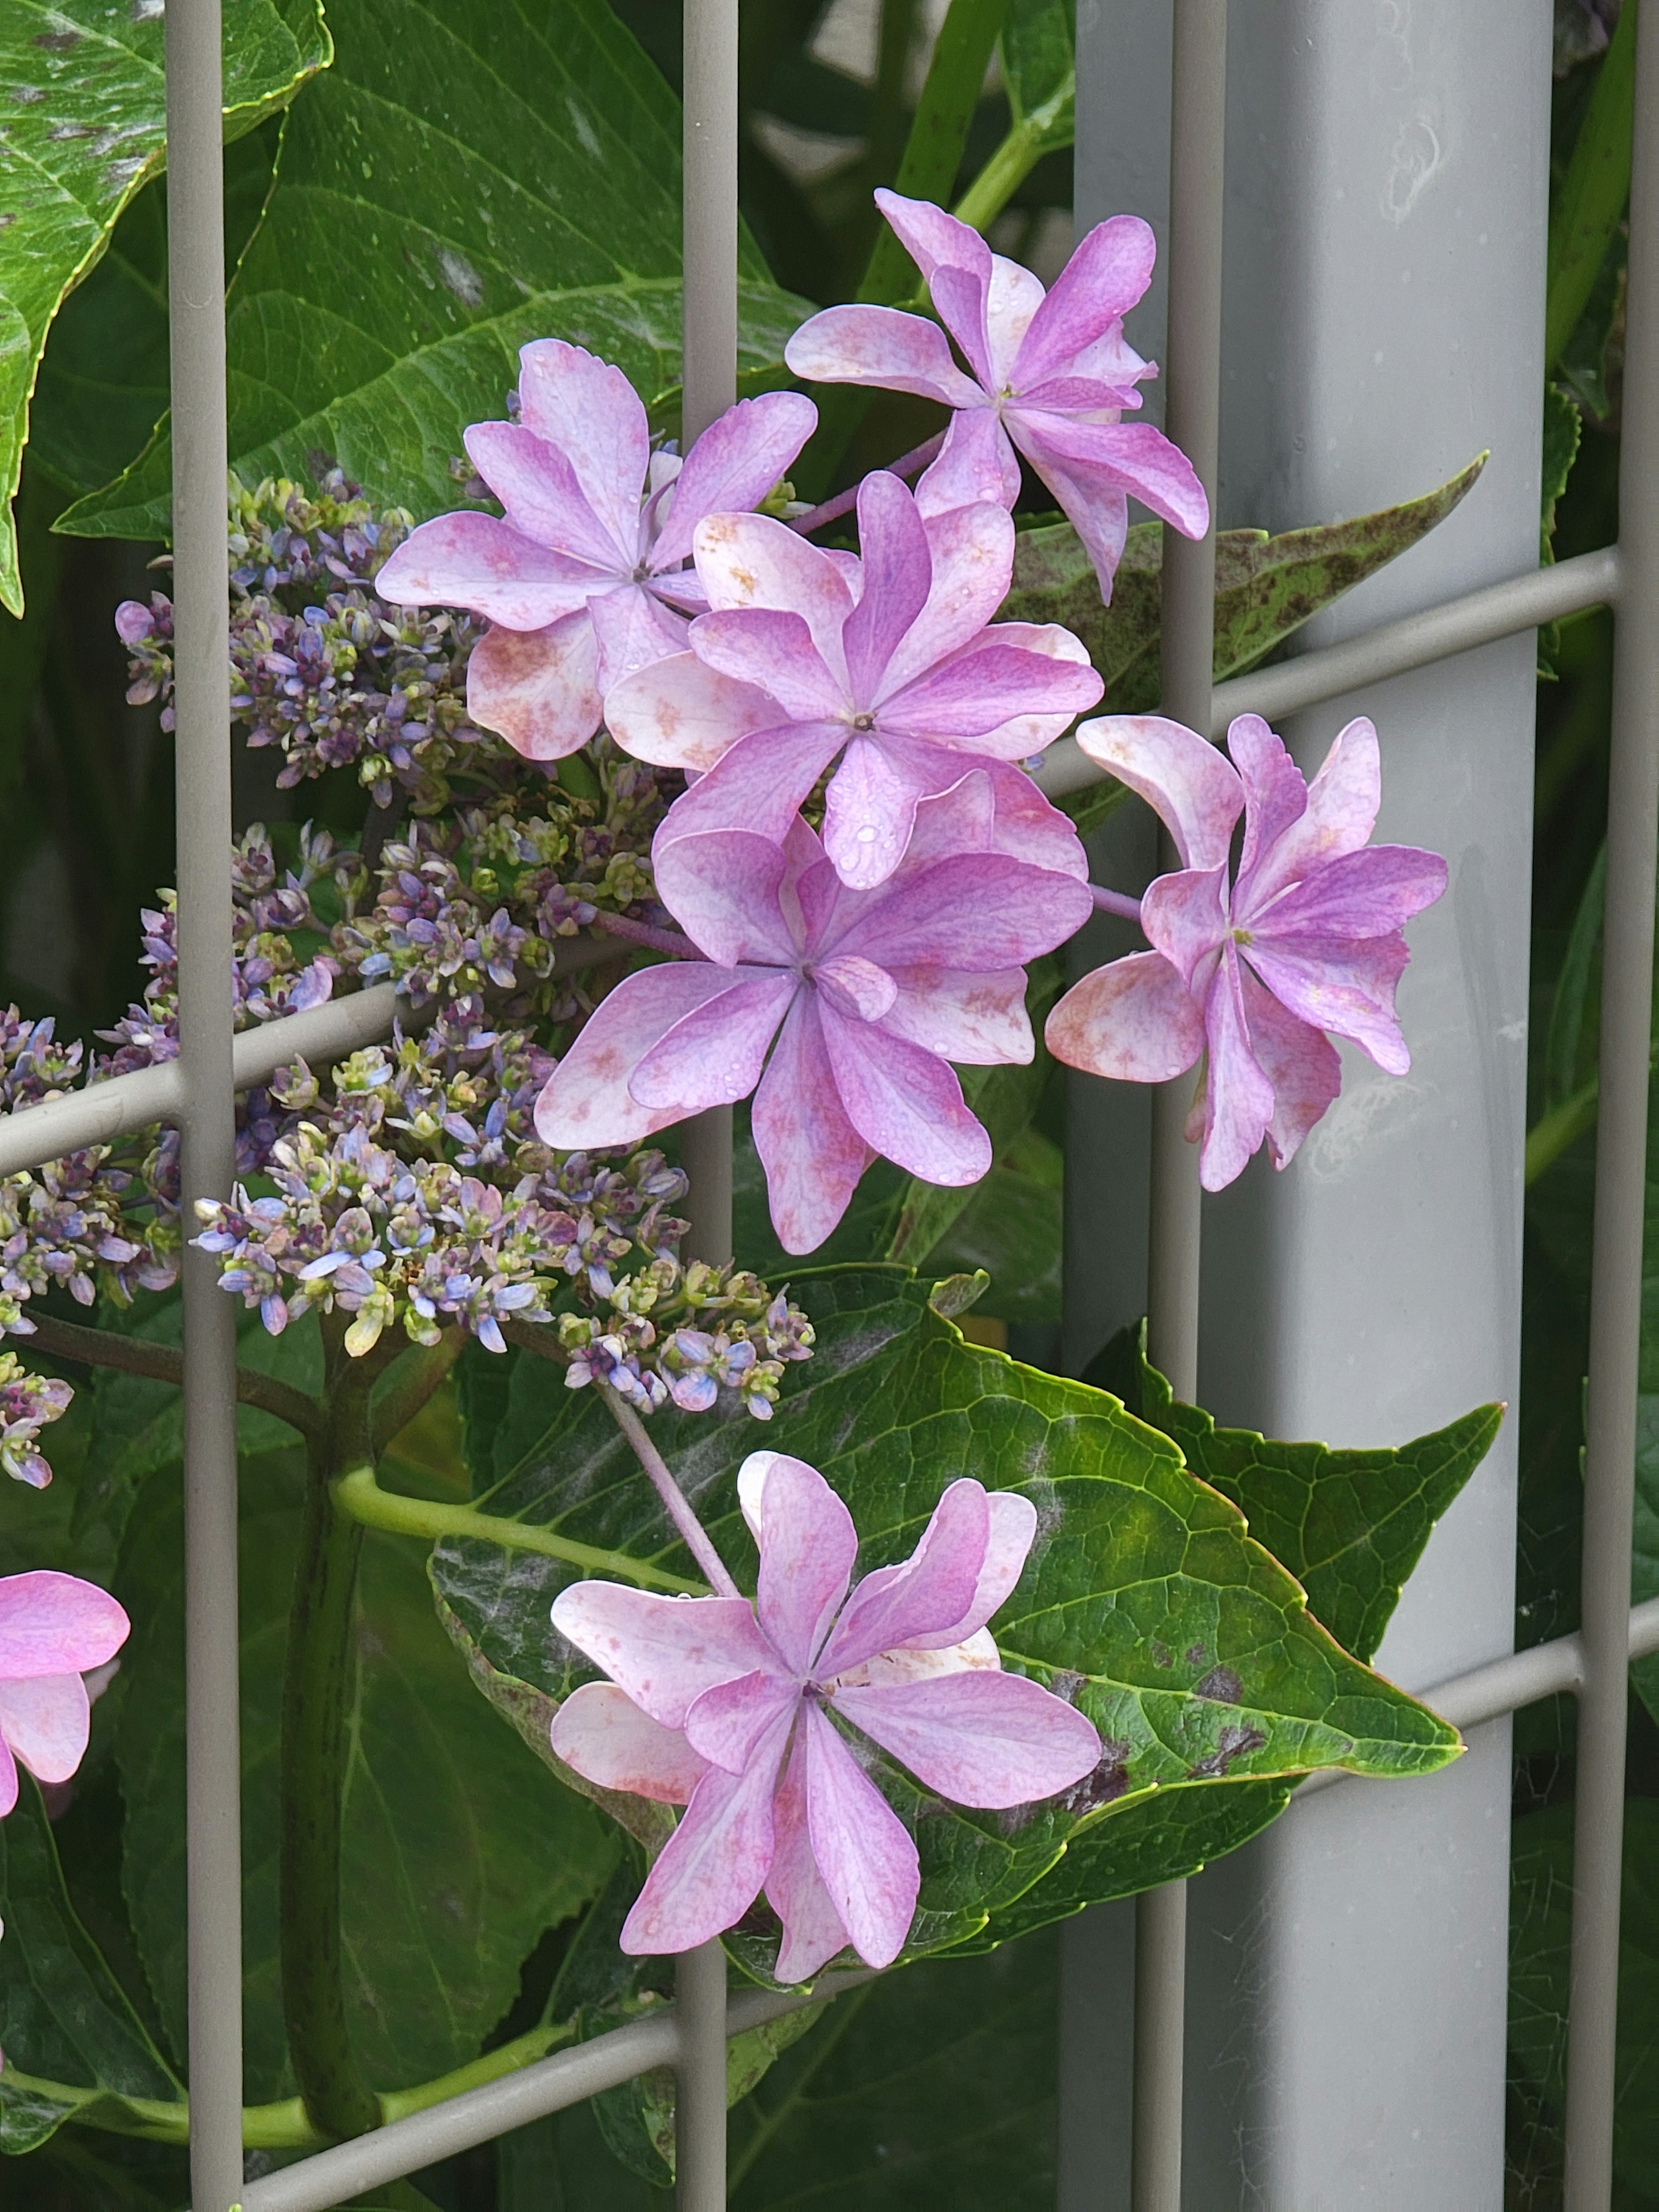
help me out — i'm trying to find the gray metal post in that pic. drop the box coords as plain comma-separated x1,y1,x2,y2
675,0,740,2198
166,0,243,2206
1564,4,1659,2200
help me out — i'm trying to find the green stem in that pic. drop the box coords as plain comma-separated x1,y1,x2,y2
369,1327,467,1457
331,1463,706,1595
21,1311,324,1442
1545,0,1639,373
950,70,1075,238
1523,1034,1659,1186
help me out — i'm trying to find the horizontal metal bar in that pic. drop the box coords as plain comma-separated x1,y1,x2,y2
233,1974,871,2212
1034,542,1623,801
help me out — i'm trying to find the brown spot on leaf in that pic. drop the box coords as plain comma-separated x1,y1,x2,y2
1194,1664,1242,1705
1150,1641,1173,1669
1187,1722,1266,1779
1058,1742,1133,1816
35,27,81,48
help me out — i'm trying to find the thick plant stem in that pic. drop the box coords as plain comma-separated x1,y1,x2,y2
22,1312,324,1441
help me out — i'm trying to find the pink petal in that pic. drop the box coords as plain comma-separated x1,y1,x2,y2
1198,944,1278,1192
685,1669,802,1775
604,648,779,772
957,622,1104,758
881,499,1017,698
620,1706,794,1955
0,1674,91,1785
815,954,899,1024
879,966,1031,1065
550,1585,777,1729
1009,412,1210,539
843,473,932,704
1242,931,1414,1074
1045,950,1207,1082
0,1572,129,1680
903,1491,1039,1648
896,750,1088,880
766,1727,851,1983
752,995,874,1255
652,721,847,852
756,1454,858,1675
913,408,1022,520
1021,455,1130,601
1141,863,1231,991
549,1681,711,1804
588,582,690,696
1236,966,1343,1172
929,260,999,392
534,964,748,1149
651,828,799,966
1011,216,1158,391
689,607,847,723
652,391,819,569
828,851,1092,973
1249,844,1448,941
629,971,797,1113
784,302,985,409
880,631,1101,745
463,420,627,571
467,611,602,760
833,1627,1001,1688
818,1007,992,1186
1226,714,1312,897
818,1480,989,1678
802,1702,919,1970
874,187,991,294
835,1669,1101,1808
515,339,651,559
374,512,598,629
693,512,855,683
0,1732,15,1815
982,253,1047,391
822,734,928,890
1074,715,1242,871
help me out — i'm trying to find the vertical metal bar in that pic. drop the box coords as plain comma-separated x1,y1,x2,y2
675,3,739,2202
166,1,242,2207
1133,7,1225,2209
1564,5,1659,2202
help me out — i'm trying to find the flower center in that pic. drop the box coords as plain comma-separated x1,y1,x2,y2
1231,927,1254,947
851,711,876,731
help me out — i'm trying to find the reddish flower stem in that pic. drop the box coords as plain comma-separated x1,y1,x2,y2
590,912,706,959
597,1379,743,1599
788,431,947,537
1090,884,1145,923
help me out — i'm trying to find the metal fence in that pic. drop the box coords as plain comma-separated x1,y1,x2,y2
0,0,1654,2205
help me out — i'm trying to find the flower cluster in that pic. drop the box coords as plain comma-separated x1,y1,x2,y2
0,1009,83,1112
1,1145,179,1331
119,469,503,813
0,1353,73,1489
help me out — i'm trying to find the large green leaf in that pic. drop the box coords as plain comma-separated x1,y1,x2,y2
432,1266,1459,1978
1087,1321,1503,1665
0,1780,183,2154
58,0,811,546
0,0,329,610
114,1448,617,2101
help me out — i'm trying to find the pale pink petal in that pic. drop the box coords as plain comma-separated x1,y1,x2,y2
1248,845,1448,940
818,1480,990,1677
1234,715,1382,912
1242,932,1414,1074
689,608,847,723
821,735,928,890
903,1491,1039,1647
375,512,599,629
1008,412,1210,538
913,409,1022,521
1011,216,1158,390
802,1702,919,1970
982,252,1047,391
784,303,984,408
463,420,628,571
550,1681,711,1803
879,630,1102,744
651,391,819,569
898,766,997,861
874,188,992,296
756,1455,859,1674
516,339,650,557
550,1585,777,1729
651,829,800,966
1198,944,1278,1192
620,1707,794,1955
1141,864,1231,991
467,611,601,760
604,649,779,772
1017,374,1146,413
1045,950,1206,1082
819,1007,992,1186
693,512,855,685
0,1572,129,1680
534,964,744,1149
1236,966,1343,1172
814,955,898,1025
685,1669,802,1775
651,722,847,853
828,851,1091,973
0,1731,15,1816
752,995,874,1255
1226,714,1311,898
629,972,798,1113
1074,715,1242,871
961,622,1103,758
929,262,998,391
879,966,1032,1065
767,1727,852,1983
894,750,1088,881
588,582,690,696
843,473,932,703
833,1627,1001,1688
0,1675,90,1784
1069,321,1157,391
881,500,1017,698
835,1669,1101,1808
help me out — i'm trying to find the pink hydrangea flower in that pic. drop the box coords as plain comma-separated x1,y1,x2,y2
784,192,1209,600
549,1451,1100,1977
375,340,817,760
605,468,1101,890
535,789,1092,1252
0,1570,130,1815
1046,712,1447,1190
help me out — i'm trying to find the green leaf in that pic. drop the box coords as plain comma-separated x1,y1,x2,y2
431,1266,1461,1977
0,1778,183,2153
57,0,811,546
1545,0,1637,374
0,0,329,610
1002,455,1488,720
1086,1320,1503,1666
1545,841,1607,1114
113,1447,616,2102
1002,0,1073,137
920,1129,1063,1327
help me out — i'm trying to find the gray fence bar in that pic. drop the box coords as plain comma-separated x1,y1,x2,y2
165,1,243,2208
1564,4,1659,2201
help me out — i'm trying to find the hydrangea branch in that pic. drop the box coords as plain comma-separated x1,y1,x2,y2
21,1312,325,1444
594,1377,744,1599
